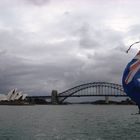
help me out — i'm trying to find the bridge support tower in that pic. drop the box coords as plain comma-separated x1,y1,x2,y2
105,96,109,104
51,90,59,104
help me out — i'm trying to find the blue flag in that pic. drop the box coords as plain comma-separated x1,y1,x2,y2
122,51,140,107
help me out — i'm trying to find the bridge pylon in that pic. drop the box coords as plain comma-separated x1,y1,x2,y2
51,90,59,104
105,96,109,104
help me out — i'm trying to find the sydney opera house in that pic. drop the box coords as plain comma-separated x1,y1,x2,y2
0,89,28,104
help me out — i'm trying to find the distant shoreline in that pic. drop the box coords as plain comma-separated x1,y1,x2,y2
0,99,136,105
63,99,135,105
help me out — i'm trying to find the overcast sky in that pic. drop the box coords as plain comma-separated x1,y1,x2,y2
0,0,140,95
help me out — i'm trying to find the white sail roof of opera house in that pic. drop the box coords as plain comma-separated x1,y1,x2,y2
0,89,28,101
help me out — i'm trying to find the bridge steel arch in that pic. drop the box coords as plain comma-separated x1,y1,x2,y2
58,82,126,103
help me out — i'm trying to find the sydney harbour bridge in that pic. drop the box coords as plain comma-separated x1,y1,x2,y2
27,82,127,104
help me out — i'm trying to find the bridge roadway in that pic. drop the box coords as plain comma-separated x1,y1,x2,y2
27,94,127,99
26,94,127,104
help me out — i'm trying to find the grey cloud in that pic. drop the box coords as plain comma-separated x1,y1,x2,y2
78,23,100,49
74,22,124,51
0,47,85,94
23,0,50,6
128,24,140,37
0,26,129,95
0,0,138,96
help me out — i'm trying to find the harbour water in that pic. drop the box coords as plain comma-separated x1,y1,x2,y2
0,105,140,140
